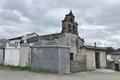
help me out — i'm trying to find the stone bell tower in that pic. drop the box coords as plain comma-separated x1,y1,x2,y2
61,10,78,35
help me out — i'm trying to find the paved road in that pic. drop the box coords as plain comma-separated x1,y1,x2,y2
0,69,120,80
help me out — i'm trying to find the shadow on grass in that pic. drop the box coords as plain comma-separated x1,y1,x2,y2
0,64,56,74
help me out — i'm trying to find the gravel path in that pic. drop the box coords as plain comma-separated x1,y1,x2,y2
0,69,120,80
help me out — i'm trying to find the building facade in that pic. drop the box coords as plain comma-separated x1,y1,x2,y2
39,10,84,61
4,10,107,74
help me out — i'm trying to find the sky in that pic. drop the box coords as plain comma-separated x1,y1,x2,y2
0,0,120,48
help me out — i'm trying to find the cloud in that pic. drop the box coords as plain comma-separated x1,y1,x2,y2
0,0,120,48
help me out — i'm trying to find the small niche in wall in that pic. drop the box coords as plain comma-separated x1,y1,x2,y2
70,53,74,61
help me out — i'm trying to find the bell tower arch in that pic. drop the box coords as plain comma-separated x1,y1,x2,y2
61,10,78,35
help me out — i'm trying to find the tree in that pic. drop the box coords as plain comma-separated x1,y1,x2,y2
106,47,115,54
0,39,8,48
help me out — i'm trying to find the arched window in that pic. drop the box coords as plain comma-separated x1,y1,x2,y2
70,53,74,60
68,24,72,32
63,27,65,31
70,18,73,22
73,25,76,33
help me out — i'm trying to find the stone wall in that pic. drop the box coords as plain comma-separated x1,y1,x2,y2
64,33,84,60
107,61,115,69
30,45,70,74
107,60,120,71
70,60,86,72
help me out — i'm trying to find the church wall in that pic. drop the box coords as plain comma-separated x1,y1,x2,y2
64,33,84,60
70,48,87,72
62,21,69,32
70,60,86,72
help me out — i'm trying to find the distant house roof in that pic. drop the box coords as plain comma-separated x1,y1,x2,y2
26,36,39,43
9,33,39,41
27,32,39,36
84,45,107,51
9,36,23,41
78,36,84,42
8,33,39,43
110,51,120,55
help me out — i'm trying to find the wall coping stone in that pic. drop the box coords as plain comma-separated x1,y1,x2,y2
30,45,70,48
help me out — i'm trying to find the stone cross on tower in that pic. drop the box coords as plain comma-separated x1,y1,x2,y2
61,10,78,35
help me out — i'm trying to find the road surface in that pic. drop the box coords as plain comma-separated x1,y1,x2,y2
0,69,119,80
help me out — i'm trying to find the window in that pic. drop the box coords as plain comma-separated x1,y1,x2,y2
70,53,74,60
76,39,79,48
63,27,65,30
62,27,65,32
68,24,72,32
70,18,73,22
73,25,76,33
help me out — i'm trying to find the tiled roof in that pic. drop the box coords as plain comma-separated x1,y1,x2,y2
9,36,23,40
84,45,107,51
39,33,63,40
66,10,75,17
26,36,39,43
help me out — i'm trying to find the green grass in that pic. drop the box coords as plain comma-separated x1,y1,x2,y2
0,64,56,74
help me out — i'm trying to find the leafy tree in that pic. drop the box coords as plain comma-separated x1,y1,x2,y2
106,47,115,54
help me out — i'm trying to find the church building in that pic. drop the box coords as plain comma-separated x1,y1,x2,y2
7,10,107,74
38,10,84,61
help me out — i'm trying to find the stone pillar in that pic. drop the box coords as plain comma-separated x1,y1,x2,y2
20,43,30,67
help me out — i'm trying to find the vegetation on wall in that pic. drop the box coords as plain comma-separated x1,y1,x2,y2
106,47,115,54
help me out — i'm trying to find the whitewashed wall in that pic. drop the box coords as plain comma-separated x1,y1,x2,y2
85,49,106,70
99,51,106,68
86,49,96,70
20,47,30,67
4,47,20,66
107,55,113,61
0,49,4,64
